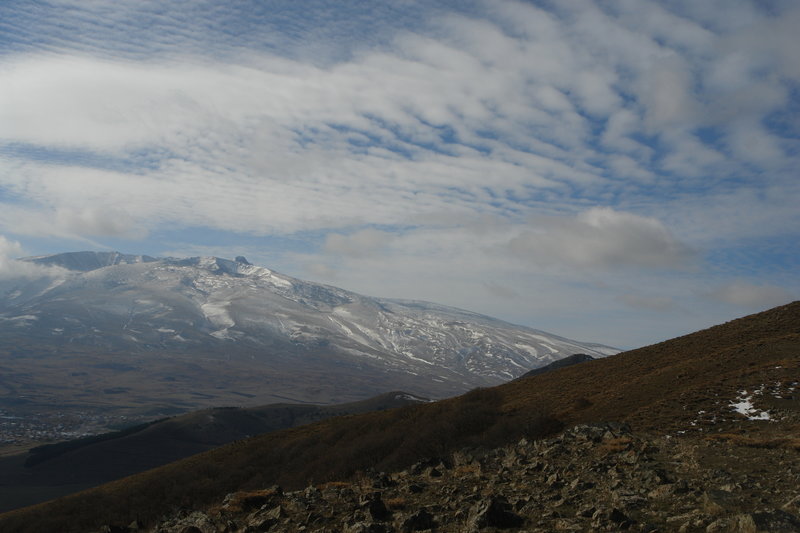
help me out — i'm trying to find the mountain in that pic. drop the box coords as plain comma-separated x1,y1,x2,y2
0,251,617,418
1,302,795,532
0,391,429,513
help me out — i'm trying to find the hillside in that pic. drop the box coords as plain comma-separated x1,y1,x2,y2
0,302,797,532
0,392,429,513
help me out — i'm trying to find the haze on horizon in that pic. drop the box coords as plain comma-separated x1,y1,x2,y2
0,0,798,349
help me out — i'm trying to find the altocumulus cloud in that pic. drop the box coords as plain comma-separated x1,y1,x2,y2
0,0,797,348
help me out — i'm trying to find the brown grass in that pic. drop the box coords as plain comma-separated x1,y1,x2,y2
209,487,281,514
385,497,408,510
598,436,633,454
704,433,800,450
316,481,352,490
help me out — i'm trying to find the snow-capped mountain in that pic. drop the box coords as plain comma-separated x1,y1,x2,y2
0,252,617,405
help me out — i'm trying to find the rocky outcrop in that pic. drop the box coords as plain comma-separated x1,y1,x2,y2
124,423,800,532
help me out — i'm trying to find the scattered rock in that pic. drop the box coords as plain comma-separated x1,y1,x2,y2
467,496,524,530
146,424,800,533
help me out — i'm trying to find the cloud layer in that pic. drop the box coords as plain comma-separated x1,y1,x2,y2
0,0,797,347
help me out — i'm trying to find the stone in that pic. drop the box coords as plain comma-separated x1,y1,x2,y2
401,508,436,532
703,489,738,516
345,522,389,533
363,495,391,522
750,510,800,532
467,496,524,530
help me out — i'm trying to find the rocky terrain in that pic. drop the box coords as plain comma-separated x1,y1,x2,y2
130,422,800,532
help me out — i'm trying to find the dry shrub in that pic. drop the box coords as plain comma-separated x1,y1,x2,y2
215,487,281,513
316,481,352,490
385,497,407,510
598,436,633,454
454,463,481,476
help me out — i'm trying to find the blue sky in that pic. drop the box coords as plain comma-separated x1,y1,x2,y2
0,0,798,348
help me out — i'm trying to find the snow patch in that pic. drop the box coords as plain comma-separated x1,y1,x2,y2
730,390,771,421
394,393,431,403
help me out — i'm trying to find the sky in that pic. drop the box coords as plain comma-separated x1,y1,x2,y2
0,0,798,349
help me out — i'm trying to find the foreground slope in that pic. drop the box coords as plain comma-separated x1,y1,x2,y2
0,251,617,419
152,422,800,532
0,302,797,532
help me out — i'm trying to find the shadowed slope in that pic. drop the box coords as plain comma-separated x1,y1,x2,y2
0,392,428,513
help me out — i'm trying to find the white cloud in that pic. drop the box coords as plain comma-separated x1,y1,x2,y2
324,229,394,258
507,208,695,270
705,282,794,309
617,293,675,311
55,208,146,239
0,235,66,281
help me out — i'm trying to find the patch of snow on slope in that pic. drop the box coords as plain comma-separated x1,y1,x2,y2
394,393,432,403
201,300,235,339
730,390,771,421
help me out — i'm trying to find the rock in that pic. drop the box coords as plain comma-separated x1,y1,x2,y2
345,522,389,533
613,489,646,509
703,489,738,516
401,508,436,532
362,493,391,522
467,496,524,530
783,495,800,514
648,484,675,500
749,510,800,532
243,518,277,532
609,508,630,524
407,483,425,494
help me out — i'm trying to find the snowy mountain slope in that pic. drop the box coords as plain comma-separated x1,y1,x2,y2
0,252,618,404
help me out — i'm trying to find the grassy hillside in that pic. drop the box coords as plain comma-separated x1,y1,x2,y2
1,302,797,532
0,392,428,512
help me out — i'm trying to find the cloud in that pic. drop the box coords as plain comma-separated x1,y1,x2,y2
1,1,798,245
508,208,695,270
324,229,394,258
55,208,146,239
482,281,518,300
0,235,66,281
704,281,794,309
617,293,675,311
